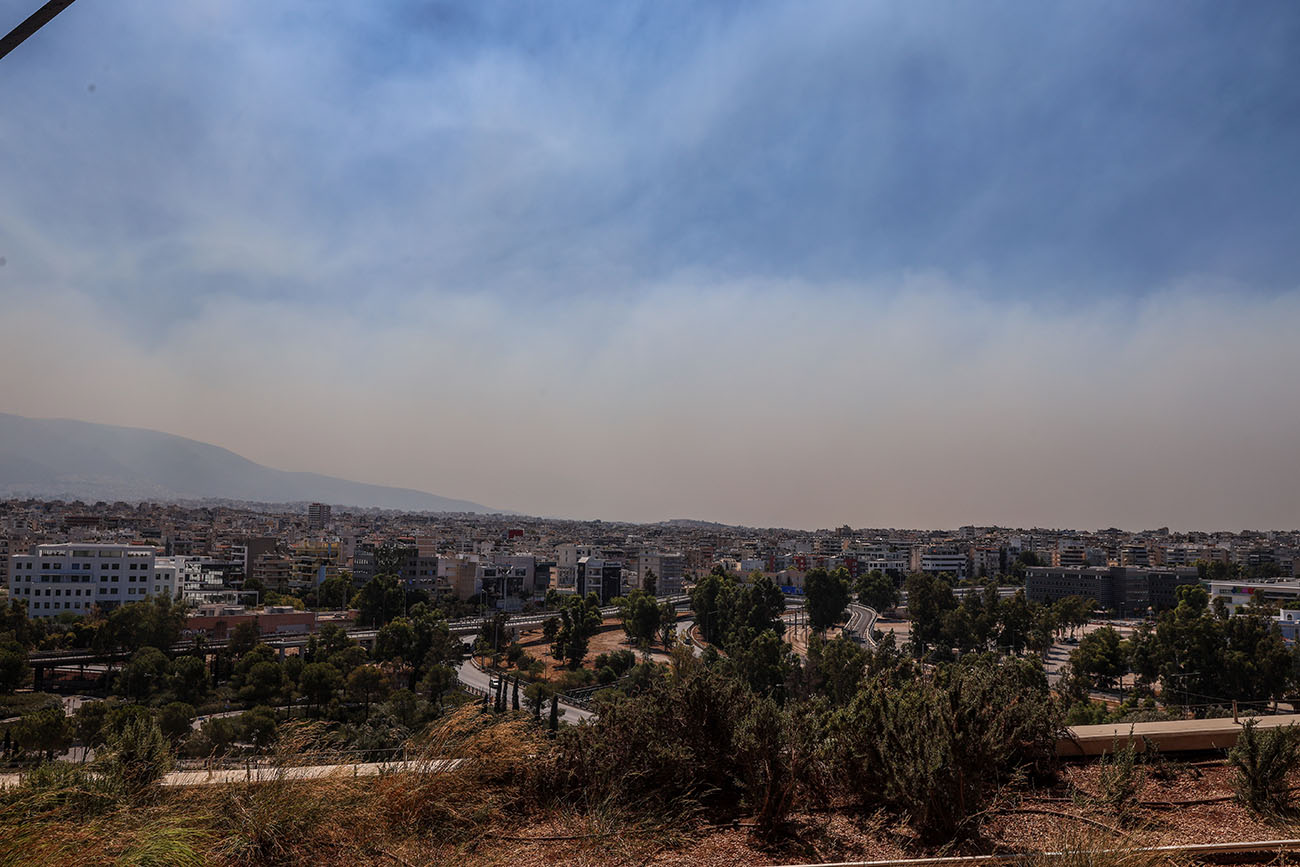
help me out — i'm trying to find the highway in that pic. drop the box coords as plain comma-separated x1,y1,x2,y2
844,603,879,647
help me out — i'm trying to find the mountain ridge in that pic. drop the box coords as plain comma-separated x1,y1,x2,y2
0,412,501,514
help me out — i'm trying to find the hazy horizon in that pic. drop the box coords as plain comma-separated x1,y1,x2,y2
2,1,1299,531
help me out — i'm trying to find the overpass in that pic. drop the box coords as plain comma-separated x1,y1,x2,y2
26,594,694,688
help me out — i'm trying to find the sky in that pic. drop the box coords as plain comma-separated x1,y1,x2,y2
1,0,1299,531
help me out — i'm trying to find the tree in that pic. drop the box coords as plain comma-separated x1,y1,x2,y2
119,646,170,702
0,641,28,693
1070,626,1127,692
658,601,678,647
618,590,661,647
315,623,356,658
804,568,851,633
807,634,868,706
96,597,185,655
157,702,196,742
551,595,602,669
548,693,559,731
329,645,369,678
191,716,238,757
73,700,109,758
228,621,261,657
347,665,390,720
542,616,560,645
15,706,72,761
240,706,279,749
355,575,405,627
408,608,459,685
904,573,958,657
239,660,288,706
300,661,342,715
418,663,456,707
690,572,731,644
856,570,899,614
1053,595,1094,638
725,627,793,699
525,682,549,720
480,610,510,653
375,617,418,683
169,654,209,705
997,591,1035,654
312,574,353,611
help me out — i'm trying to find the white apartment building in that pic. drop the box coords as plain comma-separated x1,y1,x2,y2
851,546,910,575
910,546,969,579
8,543,178,617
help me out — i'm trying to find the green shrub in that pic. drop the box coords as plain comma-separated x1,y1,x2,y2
1096,733,1143,812
824,654,1060,841
1229,720,1300,815
96,714,174,799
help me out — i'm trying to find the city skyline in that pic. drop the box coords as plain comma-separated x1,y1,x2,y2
2,1,1299,530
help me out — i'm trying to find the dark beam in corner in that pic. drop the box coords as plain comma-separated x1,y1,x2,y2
0,0,79,63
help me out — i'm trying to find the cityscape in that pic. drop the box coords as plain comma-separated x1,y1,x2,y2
4,0,1300,864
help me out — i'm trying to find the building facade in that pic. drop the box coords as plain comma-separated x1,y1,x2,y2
8,543,178,617
1025,566,1199,617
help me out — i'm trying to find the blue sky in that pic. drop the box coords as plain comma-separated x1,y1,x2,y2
1,1,1299,528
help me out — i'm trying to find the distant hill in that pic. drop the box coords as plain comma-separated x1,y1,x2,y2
0,413,501,514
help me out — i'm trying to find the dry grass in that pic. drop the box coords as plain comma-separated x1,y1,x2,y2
6,710,1300,866
0,705,550,867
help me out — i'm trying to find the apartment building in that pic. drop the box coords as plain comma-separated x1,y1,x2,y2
436,556,480,599
576,556,622,604
637,552,685,595
910,546,968,580
8,543,179,617
1053,539,1088,568
554,544,599,593
307,503,332,530
290,540,345,591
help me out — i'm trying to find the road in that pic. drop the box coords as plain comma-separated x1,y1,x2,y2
1042,620,1138,686
455,659,595,723
844,603,879,647
674,617,705,657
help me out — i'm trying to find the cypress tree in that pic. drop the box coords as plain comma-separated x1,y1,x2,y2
548,693,559,731
512,678,520,711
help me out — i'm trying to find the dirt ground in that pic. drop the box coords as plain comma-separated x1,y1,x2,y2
507,615,682,681
406,759,1300,865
